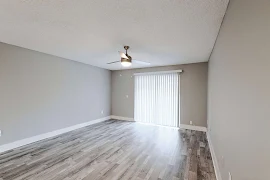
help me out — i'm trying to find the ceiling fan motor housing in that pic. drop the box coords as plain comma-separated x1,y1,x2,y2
121,57,131,63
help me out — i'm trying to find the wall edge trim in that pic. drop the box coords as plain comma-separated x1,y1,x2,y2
0,116,111,153
180,124,207,132
207,132,222,180
110,115,135,121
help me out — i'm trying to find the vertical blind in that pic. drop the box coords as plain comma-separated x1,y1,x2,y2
134,73,180,127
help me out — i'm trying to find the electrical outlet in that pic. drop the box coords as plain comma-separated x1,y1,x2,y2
190,121,193,125
126,95,129,98
119,74,122,76
0,130,2,137
101,110,104,114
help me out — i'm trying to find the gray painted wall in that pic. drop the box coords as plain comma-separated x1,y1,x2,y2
208,0,270,180
112,63,208,127
0,42,111,145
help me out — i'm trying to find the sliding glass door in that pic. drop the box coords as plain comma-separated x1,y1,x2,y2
134,73,180,127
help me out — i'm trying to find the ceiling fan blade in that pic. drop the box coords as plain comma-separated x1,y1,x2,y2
118,51,128,59
133,60,151,65
107,61,120,64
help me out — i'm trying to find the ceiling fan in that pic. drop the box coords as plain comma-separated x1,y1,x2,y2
107,46,150,67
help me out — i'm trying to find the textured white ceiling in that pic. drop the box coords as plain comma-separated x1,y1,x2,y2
0,0,229,70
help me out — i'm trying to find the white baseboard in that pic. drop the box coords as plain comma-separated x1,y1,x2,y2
136,122,180,130
110,115,134,121
0,116,111,153
110,116,207,132
180,124,207,132
207,132,222,180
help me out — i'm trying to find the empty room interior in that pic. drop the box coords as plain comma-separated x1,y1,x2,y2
0,0,269,180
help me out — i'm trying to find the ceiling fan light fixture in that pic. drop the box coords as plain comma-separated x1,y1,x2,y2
121,58,132,67
121,61,132,67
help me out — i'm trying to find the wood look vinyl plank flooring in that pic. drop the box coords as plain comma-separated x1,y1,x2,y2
0,120,216,180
